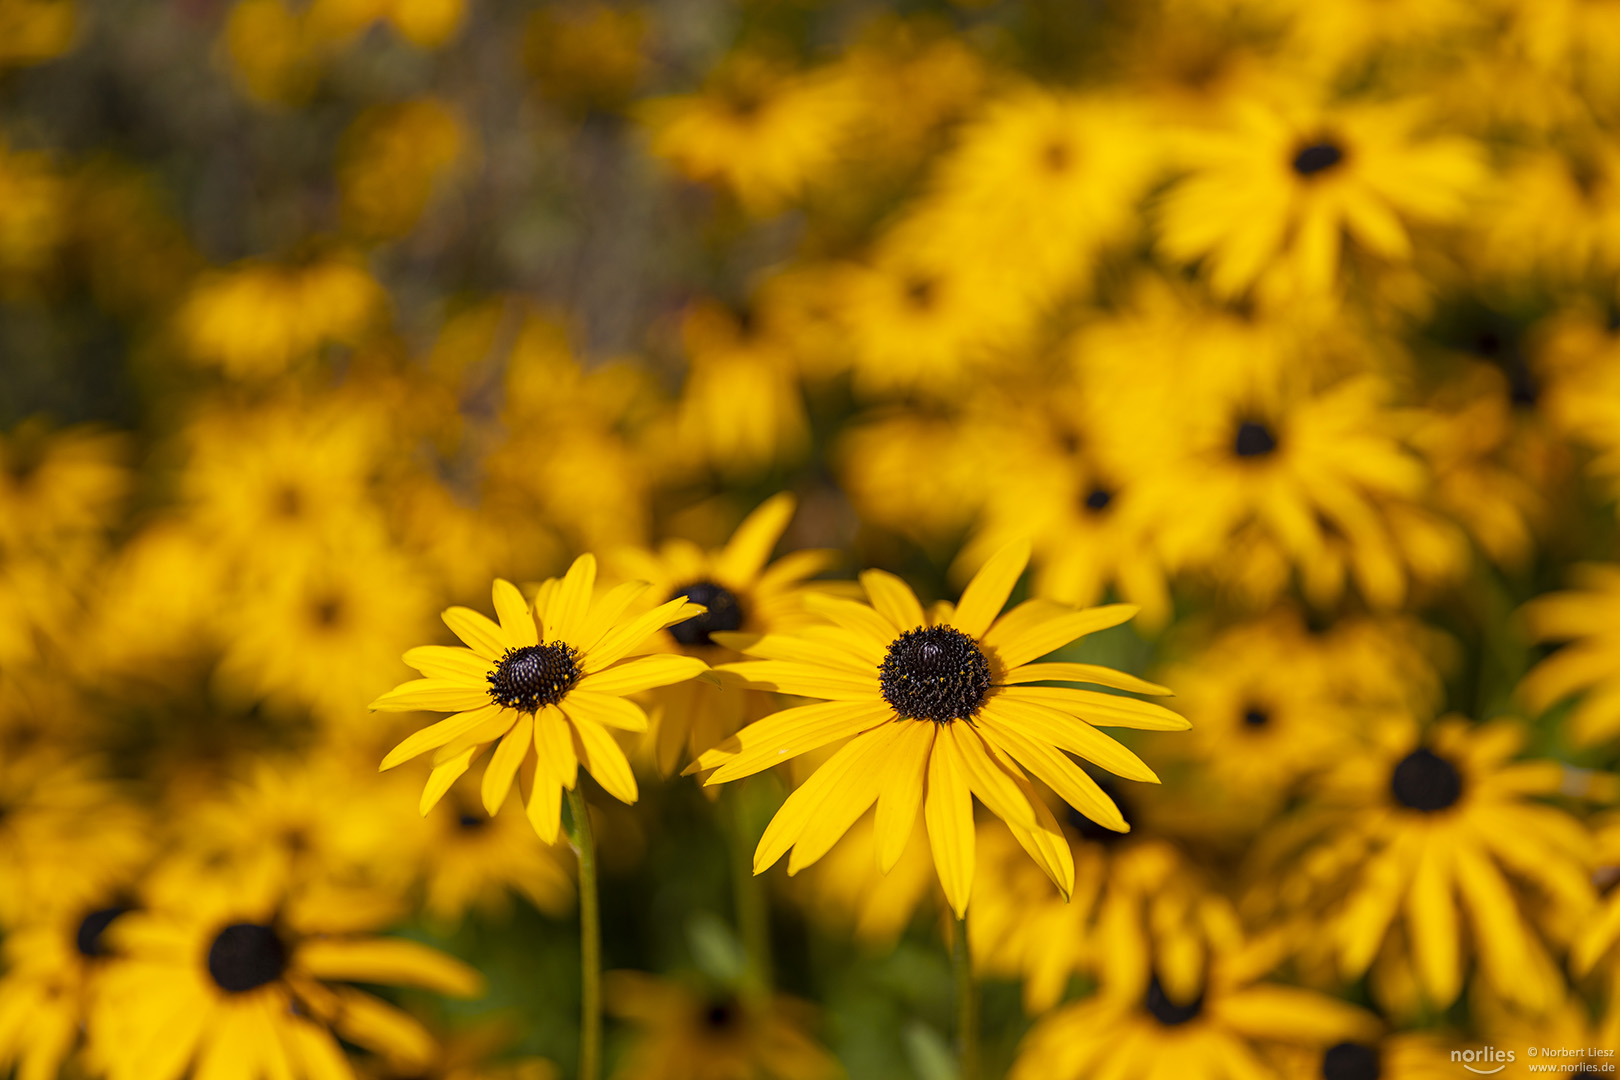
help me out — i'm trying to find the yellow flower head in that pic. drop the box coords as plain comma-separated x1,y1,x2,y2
694,540,1187,917
372,555,710,842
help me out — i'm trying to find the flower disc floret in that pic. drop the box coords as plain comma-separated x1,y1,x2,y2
486,642,581,713
879,625,992,723
206,922,287,993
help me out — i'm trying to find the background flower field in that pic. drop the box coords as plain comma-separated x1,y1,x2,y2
4,0,1620,1077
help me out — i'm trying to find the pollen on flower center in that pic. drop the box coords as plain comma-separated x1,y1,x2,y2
1390,747,1463,812
207,922,288,993
667,581,744,646
879,625,992,723
1322,1041,1382,1080
486,643,582,713
1144,975,1203,1026
1292,140,1345,177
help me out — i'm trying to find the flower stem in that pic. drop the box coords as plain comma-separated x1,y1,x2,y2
726,786,772,998
952,914,980,1080
565,787,601,1080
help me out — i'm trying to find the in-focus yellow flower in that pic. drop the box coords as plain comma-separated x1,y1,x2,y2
1007,938,1377,1080
605,971,840,1080
372,556,709,842
694,541,1186,917
91,866,484,1080
611,492,833,774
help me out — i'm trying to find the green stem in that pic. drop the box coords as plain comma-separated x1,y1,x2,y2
566,787,601,1080
952,914,980,1080
726,786,773,998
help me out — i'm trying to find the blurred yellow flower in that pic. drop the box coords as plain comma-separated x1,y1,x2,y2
340,99,468,242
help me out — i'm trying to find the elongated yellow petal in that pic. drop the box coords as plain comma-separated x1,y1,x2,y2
281,1015,351,1080
998,662,1172,696
535,705,578,790
1336,828,1415,977
714,492,796,584
403,645,491,682
370,678,491,714
442,605,509,660
584,596,707,672
1575,895,1620,976
874,721,935,873
1451,839,1535,1001
324,987,435,1067
947,722,1035,829
715,660,876,700
982,694,1159,782
860,569,926,633
492,578,538,649
576,654,708,696
982,603,1138,670
976,708,1127,831
714,632,874,674
1001,774,1075,900
431,709,516,764
561,691,650,733
1210,986,1377,1042
545,553,597,643
571,580,651,655
381,704,502,770
571,717,638,804
951,539,1030,640
998,685,1188,730
788,723,908,874
698,699,895,784
482,713,534,815
1406,839,1461,1006
526,767,563,844
420,746,477,815
925,734,975,918
754,724,897,873
297,938,484,996
802,592,900,652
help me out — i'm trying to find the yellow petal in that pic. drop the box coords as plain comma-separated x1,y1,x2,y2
976,707,1127,832
998,662,1172,696
420,746,477,815
1211,986,1377,1042
753,723,896,874
297,938,484,996
715,660,875,700
951,539,1030,640
482,713,534,815
874,721,935,873
402,645,491,682
526,768,563,844
570,718,639,804
714,492,796,584
981,694,1159,782
561,691,650,732
575,654,706,696
1406,839,1461,1007
324,987,436,1067
492,578,538,649
802,592,900,652
370,678,490,714
535,705,578,790
571,580,652,656
998,685,1188,731
982,603,1138,670
697,699,894,784
442,605,509,660
947,722,1035,830
925,734,976,918
788,723,908,875
859,569,926,633
380,704,502,770
545,553,597,643
584,596,707,672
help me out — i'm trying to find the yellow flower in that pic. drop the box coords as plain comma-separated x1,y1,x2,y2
371,556,709,842
1270,1034,1463,1080
412,788,575,927
1261,717,1591,1013
1007,937,1377,1080
1157,93,1483,301
604,971,840,1080
339,98,467,241
1480,137,1620,280
693,540,1186,917
1520,565,1620,746
610,492,833,774
91,864,484,1080
0,0,76,69
0,420,128,552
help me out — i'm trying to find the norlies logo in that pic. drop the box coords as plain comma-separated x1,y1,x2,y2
1453,1047,1516,1075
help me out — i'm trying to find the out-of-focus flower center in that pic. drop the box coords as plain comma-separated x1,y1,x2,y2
1241,705,1270,728
207,922,288,993
1082,486,1113,513
879,625,992,723
703,996,740,1031
1233,420,1278,458
76,905,129,958
1144,975,1203,1026
487,643,582,713
1292,140,1345,177
667,581,744,646
1322,1041,1382,1080
1390,747,1463,812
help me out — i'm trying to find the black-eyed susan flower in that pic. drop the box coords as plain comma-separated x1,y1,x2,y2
371,556,709,843
413,787,575,927
692,541,1186,917
91,862,483,1080
610,492,833,774
1007,937,1378,1080
604,971,840,1080
1256,716,1592,1014
1270,1033,1462,1080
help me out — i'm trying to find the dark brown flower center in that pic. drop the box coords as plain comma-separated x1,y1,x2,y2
487,643,581,713
1233,420,1278,458
879,625,992,723
1144,975,1202,1026
1292,141,1345,177
76,906,130,958
207,923,288,993
1323,1042,1381,1080
1390,748,1463,812
667,581,744,646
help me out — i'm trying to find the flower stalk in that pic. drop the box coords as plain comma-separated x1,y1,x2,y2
953,913,980,1080
566,786,602,1080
